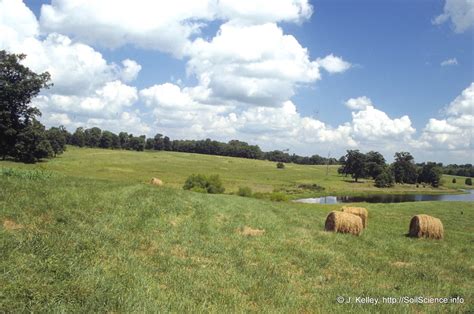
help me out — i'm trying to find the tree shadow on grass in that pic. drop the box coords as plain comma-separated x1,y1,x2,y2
342,179,365,184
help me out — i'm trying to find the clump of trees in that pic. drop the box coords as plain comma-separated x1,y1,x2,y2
338,150,387,182
466,178,473,186
339,150,443,188
276,162,285,169
417,162,443,187
0,50,67,163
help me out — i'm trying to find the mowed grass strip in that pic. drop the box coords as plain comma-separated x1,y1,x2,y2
1,173,473,312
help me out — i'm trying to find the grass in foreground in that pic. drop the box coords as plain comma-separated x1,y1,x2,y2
1,170,473,312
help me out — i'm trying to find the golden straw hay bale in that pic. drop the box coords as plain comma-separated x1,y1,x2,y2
325,211,363,236
341,206,368,228
408,214,444,240
150,178,163,186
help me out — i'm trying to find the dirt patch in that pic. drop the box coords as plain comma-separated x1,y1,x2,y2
3,219,23,231
237,226,265,237
136,242,159,257
391,261,412,268
171,245,187,259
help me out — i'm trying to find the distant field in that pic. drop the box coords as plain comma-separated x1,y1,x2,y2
0,146,467,198
1,148,473,312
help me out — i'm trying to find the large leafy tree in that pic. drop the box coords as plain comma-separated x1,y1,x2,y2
46,126,67,156
340,150,367,182
84,127,102,147
71,127,86,147
365,151,386,179
0,50,51,159
14,119,54,163
392,152,418,184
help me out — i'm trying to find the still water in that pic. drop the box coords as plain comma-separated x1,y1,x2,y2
294,189,474,204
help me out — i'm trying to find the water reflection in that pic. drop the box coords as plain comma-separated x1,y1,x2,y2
294,189,474,204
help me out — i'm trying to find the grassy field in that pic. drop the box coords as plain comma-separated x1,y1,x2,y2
0,146,467,198
1,148,473,312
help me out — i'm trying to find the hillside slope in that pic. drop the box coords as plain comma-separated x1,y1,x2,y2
1,167,473,312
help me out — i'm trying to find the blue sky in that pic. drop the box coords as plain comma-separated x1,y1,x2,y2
289,0,473,125
2,0,473,162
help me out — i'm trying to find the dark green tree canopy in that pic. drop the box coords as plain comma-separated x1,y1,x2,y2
0,50,53,162
365,151,386,179
339,150,367,182
417,162,443,187
392,152,417,184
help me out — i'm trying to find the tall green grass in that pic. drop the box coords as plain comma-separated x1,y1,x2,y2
1,167,54,180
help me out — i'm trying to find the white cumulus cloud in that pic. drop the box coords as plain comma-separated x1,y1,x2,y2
345,96,373,110
0,0,149,133
119,59,142,82
316,54,352,73
418,83,473,152
186,23,350,107
433,0,474,33
39,0,313,57
440,58,458,66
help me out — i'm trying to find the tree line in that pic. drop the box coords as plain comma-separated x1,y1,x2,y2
441,164,474,177
64,126,338,165
338,150,446,187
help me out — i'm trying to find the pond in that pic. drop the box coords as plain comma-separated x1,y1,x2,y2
293,189,474,204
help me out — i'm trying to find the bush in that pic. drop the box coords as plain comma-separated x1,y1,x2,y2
452,178,456,184
237,186,252,197
252,192,266,199
466,178,472,186
183,174,225,194
269,192,288,202
374,169,394,188
276,162,285,169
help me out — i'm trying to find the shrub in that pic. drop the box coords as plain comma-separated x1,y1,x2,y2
276,162,285,169
252,192,266,199
190,186,207,193
269,192,288,202
374,169,394,188
452,178,456,184
466,178,472,186
183,174,225,194
237,186,252,197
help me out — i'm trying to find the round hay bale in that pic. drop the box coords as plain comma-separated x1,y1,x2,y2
341,206,368,228
150,178,163,186
408,214,444,239
325,211,363,236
